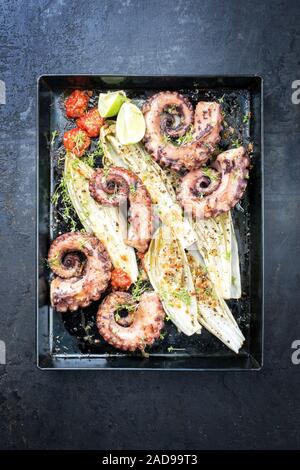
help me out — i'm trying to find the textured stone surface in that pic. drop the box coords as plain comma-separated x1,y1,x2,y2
1,0,300,450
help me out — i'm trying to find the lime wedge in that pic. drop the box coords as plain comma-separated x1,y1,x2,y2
116,102,146,145
98,91,126,118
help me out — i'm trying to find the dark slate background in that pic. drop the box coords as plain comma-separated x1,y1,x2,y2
0,0,300,450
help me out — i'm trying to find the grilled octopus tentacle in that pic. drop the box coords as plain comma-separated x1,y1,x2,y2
97,291,165,352
177,147,249,219
142,91,222,171
48,232,112,312
89,166,153,253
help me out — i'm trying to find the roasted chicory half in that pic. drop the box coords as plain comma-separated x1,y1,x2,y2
99,123,196,249
187,250,245,353
144,224,201,336
194,211,242,299
64,153,138,282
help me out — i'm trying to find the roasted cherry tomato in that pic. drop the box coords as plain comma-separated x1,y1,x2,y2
111,268,132,291
76,107,105,138
63,128,91,157
65,90,90,118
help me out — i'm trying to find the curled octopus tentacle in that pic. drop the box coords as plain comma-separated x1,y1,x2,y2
48,232,112,312
89,166,153,253
142,91,223,171
97,291,165,352
177,147,249,219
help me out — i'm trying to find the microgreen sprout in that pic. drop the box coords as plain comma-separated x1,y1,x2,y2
201,167,219,183
51,174,79,231
71,130,87,153
50,130,59,146
231,138,242,148
243,113,251,123
162,127,194,146
82,141,104,168
131,275,149,301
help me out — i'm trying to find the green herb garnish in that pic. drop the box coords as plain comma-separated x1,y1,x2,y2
82,141,104,168
82,153,96,168
131,275,149,301
129,183,137,194
163,127,194,147
50,130,59,146
175,128,194,146
201,167,219,183
243,113,250,123
166,105,177,113
231,138,242,148
71,130,87,153
174,288,191,306
115,303,136,315
51,174,79,231
47,253,60,268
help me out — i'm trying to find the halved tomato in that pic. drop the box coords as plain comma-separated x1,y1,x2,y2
76,107,105,137
65,90,90,118
63,128,91,157
111,268,132,291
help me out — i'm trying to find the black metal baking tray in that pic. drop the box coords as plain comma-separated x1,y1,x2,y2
37,75,263,370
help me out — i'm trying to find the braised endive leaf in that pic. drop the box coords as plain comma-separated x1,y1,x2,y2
100,123,196,249
64,154,138,282
187,250,244,353
229,214,242,298
144,224,201,336
194,211,242,299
